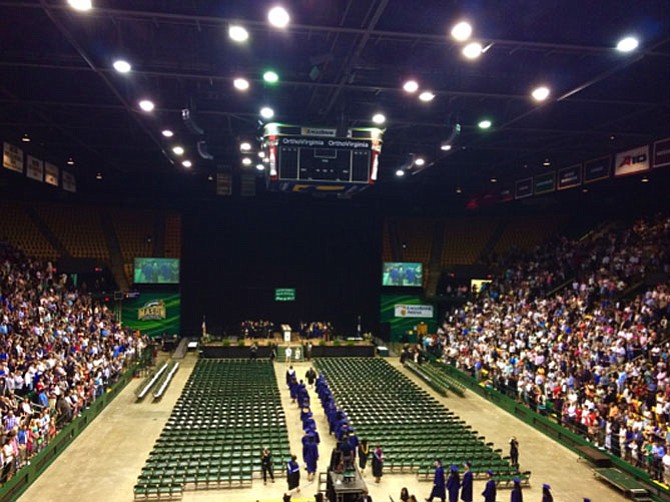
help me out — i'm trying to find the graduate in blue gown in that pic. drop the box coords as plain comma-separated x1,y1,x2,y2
303,434,319,481
460,462,473,502
446,464,460,502
482,471,496,502
426,458,446,502
510,478,523,502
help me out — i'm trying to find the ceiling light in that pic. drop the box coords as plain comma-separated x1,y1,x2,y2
68,0,92,11
138,99,155,112
21,133,30,143
372,113,386,125
531,86,550,102
419,91,435,102
440,143,452,151
208,175,214,181
112,60,131,74
462,42,483,59
268,6,290,28
455,186,462,194
451,21,472,42
258,151,266,158
228,25,249,42
242,158,253,166
172,146,184,156
263,70,279,83
641,176,649,183
403,80,419,93
490,177,497,183
543,158,551,166
161,129,174,138
260,107,275,119
395,169,405,177
616,36,639,53
414,157,425,166
263,157,270,163
256,164,265,171
67,157,75,166
182,160,192,168
478,119,492,129
233,78,250,91
240,142,252,151
95,172,102,180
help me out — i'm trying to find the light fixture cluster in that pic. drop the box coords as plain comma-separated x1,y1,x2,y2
449,21,486,60
238,140,266,170
229,6,288,102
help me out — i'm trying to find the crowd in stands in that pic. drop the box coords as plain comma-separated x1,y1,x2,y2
0,242,146,484
427,213,670,482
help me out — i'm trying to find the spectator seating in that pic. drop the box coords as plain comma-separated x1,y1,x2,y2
382,221,393,262
0,202,57,259
164,213,181,258
441,217,499,266
396,219,434,264
314,358,520,481
493,214,566,254
435,213,670,481
35,204,109,259
111,208,155,262
134,360,290,500
0,242,145,487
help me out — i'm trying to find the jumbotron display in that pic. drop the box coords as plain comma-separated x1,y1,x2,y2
133,258,180,284
382,262,423,287
262,123,384,196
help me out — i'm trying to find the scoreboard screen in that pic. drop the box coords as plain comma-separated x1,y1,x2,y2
276,137,372,182
262,124,384,196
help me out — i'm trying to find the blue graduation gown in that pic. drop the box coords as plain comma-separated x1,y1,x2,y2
460,470,473,502
303,442,319,473
447,473,460,502
482,479,496,502
429,465,446,500
511,486,523,502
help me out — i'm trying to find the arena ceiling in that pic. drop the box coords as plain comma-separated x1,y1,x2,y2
1,0,669,200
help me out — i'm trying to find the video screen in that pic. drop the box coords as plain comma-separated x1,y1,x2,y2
382,262,422,287
134,258,180,284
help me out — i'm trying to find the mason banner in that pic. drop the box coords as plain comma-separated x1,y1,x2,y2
121,292,180,337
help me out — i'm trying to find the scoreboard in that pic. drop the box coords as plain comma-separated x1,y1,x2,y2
262,123,384,195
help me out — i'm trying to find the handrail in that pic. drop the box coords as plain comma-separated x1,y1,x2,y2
153,362,179,400
136,361,169,400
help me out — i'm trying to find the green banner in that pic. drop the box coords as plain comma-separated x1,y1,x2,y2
380,294,436,342
122,292,180,337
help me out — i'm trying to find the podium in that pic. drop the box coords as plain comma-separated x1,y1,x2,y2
326,469,367,502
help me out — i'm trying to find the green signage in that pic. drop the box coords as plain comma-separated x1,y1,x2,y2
275,288,296,302
121,292,180,337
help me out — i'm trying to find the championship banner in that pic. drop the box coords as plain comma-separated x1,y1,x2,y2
653,137,670,168
557,164,582,190
583,156,611,184
216,172,232,195
534,172,556,195
394,304,434,318
121,292,181,337
515,177,533,199
44,162,59,186
26,155,44,181
240,173,256,197
3,142,23,173
614,145,649,177
62,171,76,192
